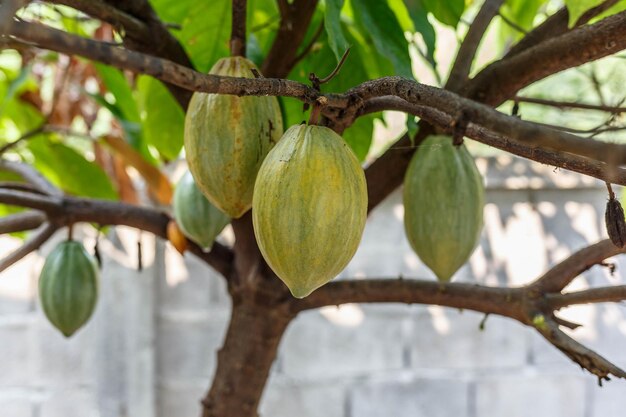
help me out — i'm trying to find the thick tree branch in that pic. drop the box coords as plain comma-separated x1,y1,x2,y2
361,97,626,186
0,210,45,234
445,0,504,92
464,10,626,105
0,222,57,272
290,279,526,320
529,239,626,293
9,20,626,170
261,0,318,78
0,189,234,277
505,0,619,58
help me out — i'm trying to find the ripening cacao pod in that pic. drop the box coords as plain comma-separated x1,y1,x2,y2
605,196,626,248
173,171,230,251
38,240,99,337
184,56,283,218
252,124,367,298
403,135,484,282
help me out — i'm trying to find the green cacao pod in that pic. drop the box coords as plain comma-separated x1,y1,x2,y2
403,135,484,282
38,240,99,337
184,56,283,218
252,124,367,298
173,170,230,250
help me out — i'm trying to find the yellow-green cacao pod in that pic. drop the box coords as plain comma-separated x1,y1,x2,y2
403,135,484,282
252,124,367,298
184,56,283,218
38,240,99,337
173,170,230,250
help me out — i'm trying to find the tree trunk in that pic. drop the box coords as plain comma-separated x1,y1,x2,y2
201,296,293,417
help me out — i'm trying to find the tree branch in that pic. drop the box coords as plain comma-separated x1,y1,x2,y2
445,0,504,92
361,97,626,186
0,210,45,234
513,96,626,113
230,0,247,57
261,0,318,78
548,285,626,309
0,189,234,277
464,10,626,105
0,160,62,196
529,239,626,293
0,222,58,272
290,279,526,321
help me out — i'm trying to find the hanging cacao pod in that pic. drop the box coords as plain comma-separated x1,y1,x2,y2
173,170,230,251
403,135,484,282
605,196,626,248
39,240,99,337
252,124,367,298
184,56,283,218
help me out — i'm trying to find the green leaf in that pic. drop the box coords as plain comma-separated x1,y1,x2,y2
324,0,350,61
565,0,604,27
27,137,118,200
403,0,437,68
94,64,140,122
587,0,626,25
343,114,374,161
421,0,465,27
136,76,185,160
150,0,231,72
499,0,546,44
352,0,413,78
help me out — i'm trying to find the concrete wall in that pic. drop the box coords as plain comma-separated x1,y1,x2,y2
0,155,625,417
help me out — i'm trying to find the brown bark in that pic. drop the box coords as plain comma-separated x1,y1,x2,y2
201,296,293,417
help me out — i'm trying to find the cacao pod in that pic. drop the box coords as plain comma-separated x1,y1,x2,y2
173,171,230,251
38,240,99,337
252,124,367,298
184,56,283,218
605,196,626,248
403,135,484,282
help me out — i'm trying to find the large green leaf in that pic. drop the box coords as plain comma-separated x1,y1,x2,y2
421,0,465,27
27,137,118,200
136,76,185,160
324,0,350,61
403,0,437,68
351,0,413,78
500,0,546,44
149,0,231,72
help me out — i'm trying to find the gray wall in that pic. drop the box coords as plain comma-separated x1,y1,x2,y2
0,156,625,417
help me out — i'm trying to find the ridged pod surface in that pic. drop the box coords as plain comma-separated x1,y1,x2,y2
38,240,99,337
184,56,283,218
403,135,484,282
173,171,230,250
253,124,367,298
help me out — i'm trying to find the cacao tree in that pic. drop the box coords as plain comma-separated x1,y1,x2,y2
0,0,626,416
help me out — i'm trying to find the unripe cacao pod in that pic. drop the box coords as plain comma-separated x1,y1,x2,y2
403,135,484,282
38,240,99,337
252,124,367,298
173,171,230,251
184,56,283,218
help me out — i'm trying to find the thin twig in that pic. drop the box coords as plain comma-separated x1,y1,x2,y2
230,0,247,57
513,96,626,113
0,160,62,196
